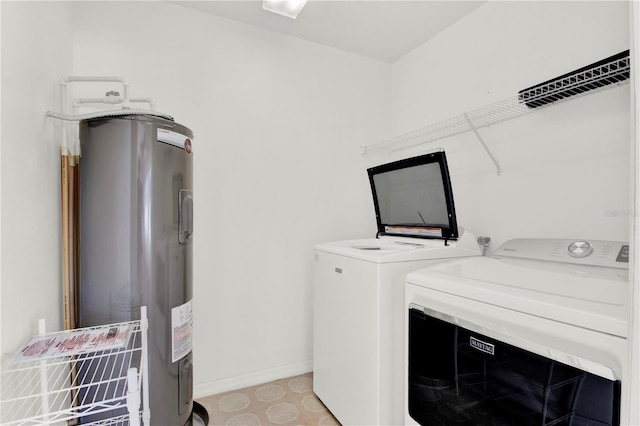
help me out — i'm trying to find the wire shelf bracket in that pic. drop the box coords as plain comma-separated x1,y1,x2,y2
463,112,501,176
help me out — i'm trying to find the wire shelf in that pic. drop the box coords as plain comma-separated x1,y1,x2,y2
1,313,148,426
363,54,630,156
83,413,142,426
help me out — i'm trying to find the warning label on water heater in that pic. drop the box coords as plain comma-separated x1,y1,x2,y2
171,299,193,363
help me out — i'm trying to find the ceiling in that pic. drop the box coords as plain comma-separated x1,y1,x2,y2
172,1,485,63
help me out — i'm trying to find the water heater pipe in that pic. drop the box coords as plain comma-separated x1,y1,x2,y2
130,98,156,110
59,75,128,111
56,76,128,152
51,76,167,155
76,96,123,105
62,76,125,83
74,96,156,111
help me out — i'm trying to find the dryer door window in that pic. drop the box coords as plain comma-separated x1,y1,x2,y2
408,307,621,426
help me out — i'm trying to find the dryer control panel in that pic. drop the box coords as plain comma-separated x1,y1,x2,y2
494,238,629,269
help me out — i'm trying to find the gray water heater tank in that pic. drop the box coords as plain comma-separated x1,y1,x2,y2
79,114,194,425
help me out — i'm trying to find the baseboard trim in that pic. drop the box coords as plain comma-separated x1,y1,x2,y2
194,360,313,399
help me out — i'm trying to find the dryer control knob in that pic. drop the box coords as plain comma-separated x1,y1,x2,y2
568,241,593,258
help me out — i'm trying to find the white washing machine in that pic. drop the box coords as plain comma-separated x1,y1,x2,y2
405,238,630,426
313,151,481,426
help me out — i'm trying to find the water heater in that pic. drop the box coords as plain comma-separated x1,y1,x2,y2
79,114,194,425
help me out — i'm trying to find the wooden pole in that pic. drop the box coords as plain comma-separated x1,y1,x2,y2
60,147,72,330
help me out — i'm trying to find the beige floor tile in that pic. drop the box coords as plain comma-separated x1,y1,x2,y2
197,372,341,426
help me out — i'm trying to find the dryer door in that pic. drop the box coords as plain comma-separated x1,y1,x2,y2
408,307,621,426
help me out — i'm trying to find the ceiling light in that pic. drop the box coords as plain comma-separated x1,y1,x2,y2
263,0,308,19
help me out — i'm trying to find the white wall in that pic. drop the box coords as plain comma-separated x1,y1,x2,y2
0,1,74,355
388,1,631,250
70,1,389,396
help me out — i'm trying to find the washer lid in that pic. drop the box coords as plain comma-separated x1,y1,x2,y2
367,150,459,242
406,255,630,338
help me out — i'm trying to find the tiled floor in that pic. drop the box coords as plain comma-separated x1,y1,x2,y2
197,372,341,426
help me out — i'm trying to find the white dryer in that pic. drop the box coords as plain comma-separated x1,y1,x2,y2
405,238,630,426
313,151,480,426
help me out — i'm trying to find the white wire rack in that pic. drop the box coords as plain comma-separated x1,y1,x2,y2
362,53,631,174
1,308,149,426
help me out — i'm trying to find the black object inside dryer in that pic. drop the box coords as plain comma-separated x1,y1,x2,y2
367,151,458,241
